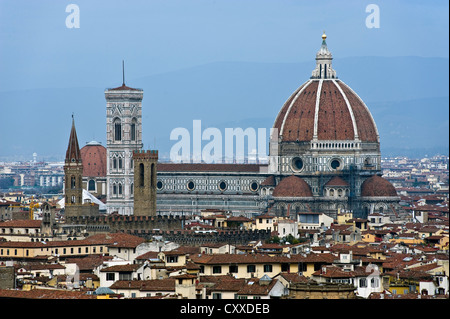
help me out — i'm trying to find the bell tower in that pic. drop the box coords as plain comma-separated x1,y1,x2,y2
64,116,100,219
132,150,158,216
64,116,84,218
105,64,144,215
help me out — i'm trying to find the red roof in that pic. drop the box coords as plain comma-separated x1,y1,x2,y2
361,175,398,197
273,80,378,142
272,175,313,198
80,143,107,177
0,288,96,299
108,83,141,91
0,220,41,228
325,176,350,187
261,175,276,186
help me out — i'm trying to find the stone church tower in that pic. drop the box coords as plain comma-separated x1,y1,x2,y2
105,77,144,215
133,150,158,216
64,117,99,218
64,117,84,218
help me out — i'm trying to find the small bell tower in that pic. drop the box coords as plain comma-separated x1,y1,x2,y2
64,116,84,217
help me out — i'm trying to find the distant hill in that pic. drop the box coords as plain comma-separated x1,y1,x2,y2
0,56,448,161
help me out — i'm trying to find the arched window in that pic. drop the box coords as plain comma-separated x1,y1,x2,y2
118,183,123,195
131,118,137,141
88,180,96,191
139,163,145,187
114,118,122,141
150,163,155,187
71,176,76,189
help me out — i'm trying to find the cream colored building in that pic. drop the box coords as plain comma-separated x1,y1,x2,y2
0,220,42,242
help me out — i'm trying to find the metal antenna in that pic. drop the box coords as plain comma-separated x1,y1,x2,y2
122,60,125,85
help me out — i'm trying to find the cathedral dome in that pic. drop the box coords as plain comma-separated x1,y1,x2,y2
80,141,107,177
272,175,313,197
361,175,398,197
273,34,379,144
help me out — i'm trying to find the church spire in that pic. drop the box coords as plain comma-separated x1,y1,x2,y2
65,115,82,164
311,31,337,79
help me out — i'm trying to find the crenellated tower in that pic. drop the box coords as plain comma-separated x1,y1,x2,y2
132,149,158,216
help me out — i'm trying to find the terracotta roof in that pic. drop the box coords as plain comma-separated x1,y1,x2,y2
312,265,361,278
0,288,96,299
0,220,41,228
80,143,107,177
261,175,276,186
64,255,113,271
227,216,252,222
0,233,144,249
104,233,146,248
163,246,200,256
361,175,398,197
135,251,160,260
398,269,433,280
256,213,275,219
277,272,309,284
100,263,141,272
19,263,66,271
325,176,350,187
272,175,313,198
110,279,176,292
237,278,277,296
273,79,378,142
409,262,442,273
108,83,141,91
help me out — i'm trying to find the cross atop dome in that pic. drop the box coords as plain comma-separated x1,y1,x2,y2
311,31,337,79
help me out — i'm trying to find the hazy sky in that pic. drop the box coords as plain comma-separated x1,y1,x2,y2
0,0,448,92
0,0,448,161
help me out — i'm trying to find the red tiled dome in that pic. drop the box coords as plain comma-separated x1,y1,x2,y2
361,175,398,197
272,175,313,198
273,79,378,143
80,141,107,177
273,33,378,144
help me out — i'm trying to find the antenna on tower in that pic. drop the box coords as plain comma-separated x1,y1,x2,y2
122,60,125,86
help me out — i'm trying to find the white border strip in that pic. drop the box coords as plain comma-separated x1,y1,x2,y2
280,80,313,137
312,79,323,139
333,79,359,139
340,80,380,141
